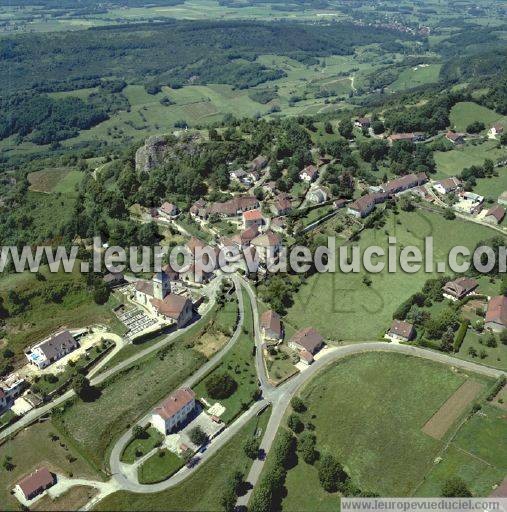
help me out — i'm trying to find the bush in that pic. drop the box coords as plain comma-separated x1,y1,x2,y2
441,477,472,497
318,453,347,493
189,426,208,446
243,436,260,459
290,396,306,413
486,375,506,401
453,320,470,352
205,372,237,399
287,413,304,434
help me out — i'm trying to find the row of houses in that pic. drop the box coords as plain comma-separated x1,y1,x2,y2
190,195,260,221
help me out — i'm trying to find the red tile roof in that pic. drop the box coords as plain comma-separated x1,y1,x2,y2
486,204,505,223
17,467,55,499
260,310,282,338
486,296,507,328
290,327,324,354
243,209,263,221
154,388,195,420
151,294,192,321
389,320,414,339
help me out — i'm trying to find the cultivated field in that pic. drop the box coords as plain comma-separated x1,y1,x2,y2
276,352,493,509
421,379,484,440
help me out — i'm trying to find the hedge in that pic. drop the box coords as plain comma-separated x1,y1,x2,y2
486,375,506,402
453,319,470,352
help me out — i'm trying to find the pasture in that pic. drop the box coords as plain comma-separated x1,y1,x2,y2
284,209,497,341
433,139,507,178
28,168,84,195
277,352,494,509
449,102,503,132
388,64,442,92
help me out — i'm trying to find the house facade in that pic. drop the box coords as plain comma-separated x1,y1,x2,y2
0,373,25,413
152,388,196,434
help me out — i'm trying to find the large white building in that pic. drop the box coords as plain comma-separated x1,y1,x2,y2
0,373,25,413
151,388,196,434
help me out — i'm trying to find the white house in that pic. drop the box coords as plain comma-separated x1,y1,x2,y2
152,388,196,434
0,373,25,413
433,177,461,195
25,331,79,369
489,123,504,138
158,202,179,219
299,165,318,183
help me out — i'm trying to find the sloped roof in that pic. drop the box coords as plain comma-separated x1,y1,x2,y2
151,294,192,321
389,319,414,339
486,204,505,223
33,331,77,361
154,388,195,420
243,209,263,221
290,327,323,354
17,467,54,498
251,230,281,248
260,310,282,338
486,296,507,327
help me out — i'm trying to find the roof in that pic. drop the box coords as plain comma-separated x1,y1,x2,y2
443,277,478,297
349,192,388,213
209,196,259,216
251,230,281,248
103,272,124,284
151,294,192,321
333,199,347,209
389,320,414,339
273,195,291,212
290,327,324,354
492,123,504,133
356,117,371,125
308,187,327,202
240,225,260,244
388,133,414,141
160,202,177,214
486,296,507,327
154,388,195,420
301,165,318,178
260,310,282,338
446,131,464,141
230,169,246,178
135,280,154,297
486,204,505,223
162,262,180,280
380,173,427,194
299,349,314,363
187,236,207,254
243,209,263,221
250,155,268,171
434,177,461,192
17,467,54,498
32,331,77,361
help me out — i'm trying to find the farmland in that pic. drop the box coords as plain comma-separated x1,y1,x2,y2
270,353,499,510
449,102,504,133
284,209,498,341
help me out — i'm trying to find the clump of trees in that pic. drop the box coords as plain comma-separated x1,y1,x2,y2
205,372,237,399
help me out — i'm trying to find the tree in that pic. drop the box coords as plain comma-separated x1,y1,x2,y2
205,372,237,399
290,396,306,413
466,121,485,134
339,120,353,139
133,425,146,439
441,477,472,497
220,486,236,512
318,453,346,492
243,436,260,459
485,333,497,347
287,413,304,433
372,120,385,134
71,374,91,400
2,455,14,471
93,281,110,305
189,426,208,446
324,121,333,134
299,432,318,465
443,208,456,220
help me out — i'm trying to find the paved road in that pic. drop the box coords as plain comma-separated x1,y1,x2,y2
108,275,248,491
0,277,224,442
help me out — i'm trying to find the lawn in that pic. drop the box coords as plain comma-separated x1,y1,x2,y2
449,102,503,133
271,353,495,509
456,329,507,371
434,139,507,178
138,449,184,484
193,289,258,424
284,209,497,341
52,340,206,472
93,405,271,511
121,427,164,464
0,421,102,511
472,166,507,200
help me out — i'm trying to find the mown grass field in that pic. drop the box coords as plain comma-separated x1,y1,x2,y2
121,428,164,464
472,166,507,200
194,289,258,424
388,64,442,92
456,329,507,371
275,353,498,510
94,406,271,511
284,209,497,341
434,139,507,178
0,421,101,511
449,102,504,132
138,449,184,484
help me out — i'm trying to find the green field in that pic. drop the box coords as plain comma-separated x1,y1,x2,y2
121,428,164,464
388,64,442,92
138,449,184,484
472,167,507,200
274,353,499,510
0,265,123,360
194,289,258,424
456,329,507,371
449,102,504,133
0,421,101,511
434,140,507,178
94,406,271,511
284,209,499,341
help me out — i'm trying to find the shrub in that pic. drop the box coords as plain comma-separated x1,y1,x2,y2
453,320,470,352
205,372,237,399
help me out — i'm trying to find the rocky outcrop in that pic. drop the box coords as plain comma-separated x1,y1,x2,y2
135,135,170,173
